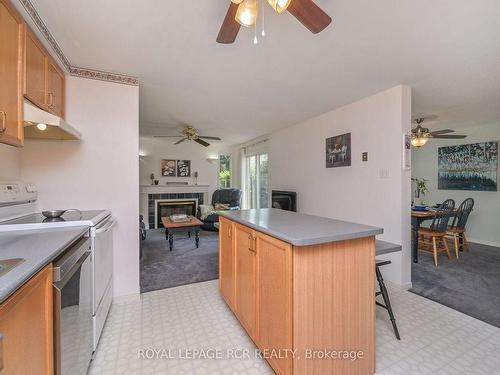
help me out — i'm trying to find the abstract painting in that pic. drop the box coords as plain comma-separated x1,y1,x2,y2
438,142,498,191
326,133,351,168
161,159,176,177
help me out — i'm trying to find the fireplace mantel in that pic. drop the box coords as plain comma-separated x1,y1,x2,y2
140,185,211,228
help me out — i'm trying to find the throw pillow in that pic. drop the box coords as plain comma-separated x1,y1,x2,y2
199,204,215,220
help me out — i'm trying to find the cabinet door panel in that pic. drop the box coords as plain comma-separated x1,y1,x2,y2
256,233,293,375
0,0,23,146
219,217,235,308
0,265,53,374
47,60,64,117
234,224,256,336
24,29,47,109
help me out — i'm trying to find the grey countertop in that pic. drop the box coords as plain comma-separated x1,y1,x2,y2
0,226,89,303
220,208,383,246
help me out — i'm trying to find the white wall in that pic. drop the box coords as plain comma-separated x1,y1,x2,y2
268,86,412,286
139,137,233,198
20,76,140,298
412,123,500,247
0,144,21,180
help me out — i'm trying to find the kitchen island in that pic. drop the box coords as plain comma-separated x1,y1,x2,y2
219,208,383,375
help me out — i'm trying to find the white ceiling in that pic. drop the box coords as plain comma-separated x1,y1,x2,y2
24,0,500,144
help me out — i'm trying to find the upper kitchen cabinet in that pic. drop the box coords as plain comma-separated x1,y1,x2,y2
24,28,47,109
47,60,65,118
0,0,24,147
24,26,65,118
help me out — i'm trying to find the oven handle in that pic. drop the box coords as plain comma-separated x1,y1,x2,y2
53,251,91,289
95,216,117,234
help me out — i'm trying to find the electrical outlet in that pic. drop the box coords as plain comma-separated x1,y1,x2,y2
362,152,368,162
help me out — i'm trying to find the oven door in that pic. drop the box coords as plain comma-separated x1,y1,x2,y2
91,216,116,314
53,250,93,375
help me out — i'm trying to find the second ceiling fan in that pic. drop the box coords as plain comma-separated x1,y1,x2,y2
154,126,222,147
217,0,332,44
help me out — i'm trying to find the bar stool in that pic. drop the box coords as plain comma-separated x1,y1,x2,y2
376,260,400,340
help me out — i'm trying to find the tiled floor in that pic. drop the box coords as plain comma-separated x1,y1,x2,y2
88,280,500,375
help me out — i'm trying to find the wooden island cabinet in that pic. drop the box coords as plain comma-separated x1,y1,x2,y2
219,209,383,375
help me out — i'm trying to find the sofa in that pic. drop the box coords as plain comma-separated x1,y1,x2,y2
198,188,242,231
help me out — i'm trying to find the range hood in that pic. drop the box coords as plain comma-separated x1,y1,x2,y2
23,101,81,140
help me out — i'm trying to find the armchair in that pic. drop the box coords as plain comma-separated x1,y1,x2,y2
198,188,242,231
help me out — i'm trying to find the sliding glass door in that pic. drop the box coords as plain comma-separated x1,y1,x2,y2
246,153,269,209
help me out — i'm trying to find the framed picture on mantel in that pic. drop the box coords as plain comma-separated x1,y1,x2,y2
161,159,176,177
177,160,191,177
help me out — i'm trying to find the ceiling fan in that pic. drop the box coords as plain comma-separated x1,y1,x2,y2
217,0,332,44
411,118,466,148
154,126,221,147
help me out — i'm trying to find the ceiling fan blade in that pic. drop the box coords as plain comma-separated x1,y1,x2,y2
153,135,184,138
216,3,241,44
194,138,210,147
431,135,467,139
198,136,222,140
287,0,332,34
430,129,454,135
174,138,187,144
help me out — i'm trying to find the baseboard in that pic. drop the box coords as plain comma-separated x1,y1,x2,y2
467,238,500,248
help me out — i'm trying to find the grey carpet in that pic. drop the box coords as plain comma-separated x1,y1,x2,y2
411,241,500,328
140,229,219,294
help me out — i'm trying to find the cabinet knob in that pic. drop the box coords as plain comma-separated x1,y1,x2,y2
0,111,6,134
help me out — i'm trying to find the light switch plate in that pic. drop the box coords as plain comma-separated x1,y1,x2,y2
379,168,390,179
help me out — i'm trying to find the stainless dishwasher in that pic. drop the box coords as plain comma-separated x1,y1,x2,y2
53,236,93,375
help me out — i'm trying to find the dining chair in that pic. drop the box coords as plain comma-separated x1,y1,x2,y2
418,199,455,266
446,198,474,257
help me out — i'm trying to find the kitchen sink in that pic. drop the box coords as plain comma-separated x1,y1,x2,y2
0,258,24,277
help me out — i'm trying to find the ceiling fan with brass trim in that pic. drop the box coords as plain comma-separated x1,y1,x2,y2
411,118,466,148
154,126,222,147
217,0,332,44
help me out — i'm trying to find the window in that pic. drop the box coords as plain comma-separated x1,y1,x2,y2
246,152,269,209
219,155,231,188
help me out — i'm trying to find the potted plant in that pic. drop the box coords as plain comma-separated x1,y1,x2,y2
412,178,429,205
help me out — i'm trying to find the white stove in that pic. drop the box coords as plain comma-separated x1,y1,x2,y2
0,181,115,356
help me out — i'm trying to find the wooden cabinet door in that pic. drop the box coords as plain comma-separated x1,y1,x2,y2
24,28,47,110
47,59,64,117
256,232,293,375
234,223,257,336
0,265,53,374
219,217,235,308
0,0,24,147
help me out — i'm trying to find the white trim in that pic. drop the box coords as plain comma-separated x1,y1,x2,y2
467,238,500,248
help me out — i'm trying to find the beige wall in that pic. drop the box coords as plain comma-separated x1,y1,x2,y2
0,144,21,180
20,76,140,298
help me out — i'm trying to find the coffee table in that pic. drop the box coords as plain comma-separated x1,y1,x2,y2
161,216,203,251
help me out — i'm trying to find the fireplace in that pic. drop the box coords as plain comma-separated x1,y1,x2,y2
156,199,197,228
271,190,297,212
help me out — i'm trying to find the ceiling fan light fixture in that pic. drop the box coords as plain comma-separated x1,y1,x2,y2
411,136,429,148
267,0,291,13
235,0,258,27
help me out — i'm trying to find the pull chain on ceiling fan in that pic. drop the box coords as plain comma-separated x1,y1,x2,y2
217,0,332,44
